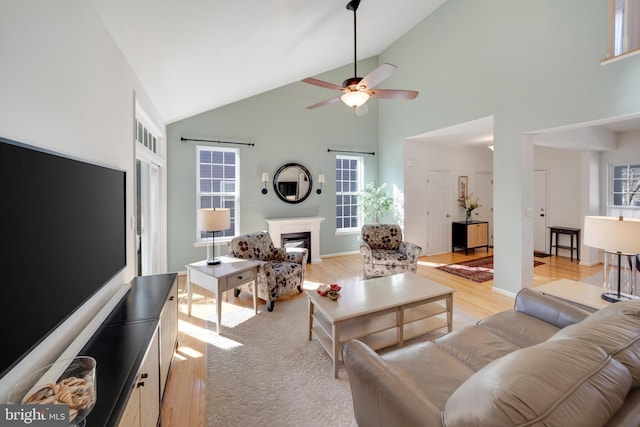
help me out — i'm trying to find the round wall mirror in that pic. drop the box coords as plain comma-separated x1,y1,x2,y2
273,163,313,204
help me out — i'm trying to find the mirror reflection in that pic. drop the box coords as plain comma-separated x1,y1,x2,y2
273,163,312,204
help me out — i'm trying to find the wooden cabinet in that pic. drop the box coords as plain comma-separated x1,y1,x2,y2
452,221,489,254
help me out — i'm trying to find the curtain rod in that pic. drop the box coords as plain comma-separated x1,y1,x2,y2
327,148,375,156
181,137,255,147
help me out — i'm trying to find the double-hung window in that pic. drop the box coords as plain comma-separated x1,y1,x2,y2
335,155,363,231
197,146,238,240
611,164,640,207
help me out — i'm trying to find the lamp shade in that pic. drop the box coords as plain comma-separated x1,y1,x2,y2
199,208,230,232
583,216,640,255
341,91,370,108
318,174,325,184
261,172,269,183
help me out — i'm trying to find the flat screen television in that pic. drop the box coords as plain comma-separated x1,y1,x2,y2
0,136,126,379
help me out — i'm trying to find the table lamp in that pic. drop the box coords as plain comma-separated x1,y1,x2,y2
583,216,640,302
199,208,231,265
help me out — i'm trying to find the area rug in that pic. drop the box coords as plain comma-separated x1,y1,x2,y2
436,256,545,283
203,295,478,426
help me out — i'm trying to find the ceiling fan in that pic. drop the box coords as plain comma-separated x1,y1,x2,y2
302,0,419,116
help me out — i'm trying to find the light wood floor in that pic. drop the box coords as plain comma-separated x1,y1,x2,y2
159,250,602,426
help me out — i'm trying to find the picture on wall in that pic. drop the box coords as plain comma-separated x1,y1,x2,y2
458,176,468,199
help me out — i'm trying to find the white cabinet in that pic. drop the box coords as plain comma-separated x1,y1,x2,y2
119,328,160,427
159,279,178,397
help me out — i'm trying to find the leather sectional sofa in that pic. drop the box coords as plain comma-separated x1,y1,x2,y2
343,288,640,427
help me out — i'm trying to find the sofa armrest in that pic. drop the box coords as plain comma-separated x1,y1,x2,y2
399,241,422,258
514,288,590,328
283,247,308,265
359,240,372,256
343,340,443,427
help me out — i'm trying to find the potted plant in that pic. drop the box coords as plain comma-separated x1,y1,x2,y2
361,181,394,223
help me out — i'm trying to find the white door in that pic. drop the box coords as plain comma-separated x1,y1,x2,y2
426,171,450,255
473,172,493,246
534,169,548,253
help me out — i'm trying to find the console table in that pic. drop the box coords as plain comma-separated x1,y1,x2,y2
81,273,178,427
548,226,580,262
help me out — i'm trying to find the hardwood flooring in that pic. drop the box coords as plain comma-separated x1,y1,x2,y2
159,250,602,426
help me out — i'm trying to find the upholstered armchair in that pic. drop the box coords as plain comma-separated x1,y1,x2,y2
228,231,307,311
360,224,422,279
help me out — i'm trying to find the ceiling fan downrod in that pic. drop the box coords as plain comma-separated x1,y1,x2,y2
346,0,361,81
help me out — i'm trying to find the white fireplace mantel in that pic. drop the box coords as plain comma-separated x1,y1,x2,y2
265,216,324,264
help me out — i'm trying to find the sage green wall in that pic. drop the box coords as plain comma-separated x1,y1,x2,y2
167,58,379,272
378,0,640,293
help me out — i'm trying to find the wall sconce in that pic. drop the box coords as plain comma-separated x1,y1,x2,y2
261,172,269,194
317,174,325,194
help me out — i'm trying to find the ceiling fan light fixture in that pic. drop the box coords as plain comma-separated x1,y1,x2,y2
341,91,370,108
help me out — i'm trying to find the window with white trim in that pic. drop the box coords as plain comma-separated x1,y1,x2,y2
197,146,238,240
607,0,640,59
335,155,363,231
611,164,640,207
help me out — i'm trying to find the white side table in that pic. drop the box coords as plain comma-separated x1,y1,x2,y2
186,258,260,334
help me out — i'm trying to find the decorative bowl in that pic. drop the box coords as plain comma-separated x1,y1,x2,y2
329,284,342,292
328,290,340,300
8,356,97,426
317,289,329,296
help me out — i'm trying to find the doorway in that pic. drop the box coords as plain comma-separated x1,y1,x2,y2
534,169,548,254
136,159,161,275
473,172,493,246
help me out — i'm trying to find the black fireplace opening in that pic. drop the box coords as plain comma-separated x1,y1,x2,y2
281,231,311,262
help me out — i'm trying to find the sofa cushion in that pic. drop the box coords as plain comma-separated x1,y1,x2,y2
476,310,560,348
442,338,632,427
435,326,521,372
381,341,473,410
549,299,640,388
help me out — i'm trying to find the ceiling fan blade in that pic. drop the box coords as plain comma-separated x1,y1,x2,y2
369,89,419,100
306,96,341,110
355,103,368,116
302,77,344,91
359,63,397,90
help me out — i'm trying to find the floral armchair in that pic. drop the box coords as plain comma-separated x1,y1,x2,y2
228,231,307,311
360,224,422,279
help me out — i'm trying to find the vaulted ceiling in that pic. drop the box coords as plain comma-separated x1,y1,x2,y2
90,0,447,124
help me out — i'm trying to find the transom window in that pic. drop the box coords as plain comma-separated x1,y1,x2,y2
335,155,363,231
611,164,640,207
197,146,238,240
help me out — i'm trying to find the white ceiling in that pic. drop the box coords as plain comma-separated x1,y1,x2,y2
89,0,447,124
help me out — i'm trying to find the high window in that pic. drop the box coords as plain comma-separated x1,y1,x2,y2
335,155,363,231
611,164,640,207
607,0,640,59
197,146,238,241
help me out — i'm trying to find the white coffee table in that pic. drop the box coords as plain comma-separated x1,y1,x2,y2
307,272,455,378
535,278,610,312
186,258,260,334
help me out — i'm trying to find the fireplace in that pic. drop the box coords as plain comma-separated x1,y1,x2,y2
265,216,324,263
281,232,311,262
